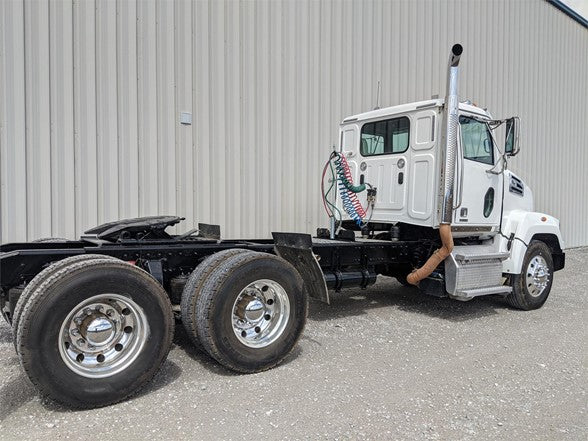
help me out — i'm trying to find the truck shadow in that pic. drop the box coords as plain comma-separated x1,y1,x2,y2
0,324,12,344
0,325,37,422
308,278,506,323
173,320,303,376
33,359,183,414
0,356,182,418
0,362,37,422
172,322,238,376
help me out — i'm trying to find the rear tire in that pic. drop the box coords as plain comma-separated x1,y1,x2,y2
12,254,118,351
16,259,173,408
196,252,308,373
506,240,554,310
180,248,254,350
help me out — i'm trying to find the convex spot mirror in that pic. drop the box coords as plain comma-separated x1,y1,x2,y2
505,117,520,156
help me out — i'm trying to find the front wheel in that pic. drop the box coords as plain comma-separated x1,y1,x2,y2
506,240,554,310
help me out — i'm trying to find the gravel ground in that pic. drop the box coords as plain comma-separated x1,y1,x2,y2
0,247,586,440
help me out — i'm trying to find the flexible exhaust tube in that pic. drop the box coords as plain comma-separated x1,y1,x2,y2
406,224,454,284
407,44,461,286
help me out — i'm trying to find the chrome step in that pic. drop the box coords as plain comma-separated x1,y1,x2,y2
452,285,512,301
453,245,510,262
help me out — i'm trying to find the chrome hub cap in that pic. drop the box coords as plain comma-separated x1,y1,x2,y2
525,255,550,297
58,294,148,378
85,316,115,346
232,279,290,348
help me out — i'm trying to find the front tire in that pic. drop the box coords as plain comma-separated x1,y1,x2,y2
16,259,174,408
506,240,554,310
196,252,308,373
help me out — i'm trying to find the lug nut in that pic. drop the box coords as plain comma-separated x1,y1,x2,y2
106,309,115,317
74,316,83,325
70,328,80,336
95,305,103,312
77,338,85,346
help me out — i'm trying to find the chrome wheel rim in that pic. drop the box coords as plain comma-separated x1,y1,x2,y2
232,279,290,348
58,294,148,378
525,255,550,297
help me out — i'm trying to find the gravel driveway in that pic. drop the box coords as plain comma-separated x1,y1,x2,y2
1,247,586,440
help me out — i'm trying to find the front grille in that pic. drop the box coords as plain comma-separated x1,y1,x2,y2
509,175,524,197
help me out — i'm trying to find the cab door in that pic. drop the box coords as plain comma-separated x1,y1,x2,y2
454,115,502,227
357,116,410,220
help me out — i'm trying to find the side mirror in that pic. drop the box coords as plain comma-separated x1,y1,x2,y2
505,117,520,156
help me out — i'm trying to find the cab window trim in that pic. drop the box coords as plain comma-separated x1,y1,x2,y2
459,115,495,166
359,116,410,157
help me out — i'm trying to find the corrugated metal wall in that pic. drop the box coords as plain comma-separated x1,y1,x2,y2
1,0,587,247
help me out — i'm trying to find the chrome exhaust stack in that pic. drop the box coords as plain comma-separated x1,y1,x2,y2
440,43,463,224
407,44,462,286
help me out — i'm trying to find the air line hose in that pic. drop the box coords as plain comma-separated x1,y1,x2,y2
333,153,366,193
321,152,372,227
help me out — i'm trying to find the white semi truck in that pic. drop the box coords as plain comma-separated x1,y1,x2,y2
0,45,565,408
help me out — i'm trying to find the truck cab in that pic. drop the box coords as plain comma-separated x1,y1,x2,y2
334,74,564,305
340,99,509,231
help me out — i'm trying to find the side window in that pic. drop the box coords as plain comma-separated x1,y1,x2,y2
459,116,493,165
361,117,409,156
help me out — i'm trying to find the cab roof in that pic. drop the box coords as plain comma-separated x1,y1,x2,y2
341,98,492,125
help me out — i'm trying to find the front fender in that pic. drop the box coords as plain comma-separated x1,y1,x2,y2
499,210,565,274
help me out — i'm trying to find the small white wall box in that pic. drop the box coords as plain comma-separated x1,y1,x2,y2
180,112,192,125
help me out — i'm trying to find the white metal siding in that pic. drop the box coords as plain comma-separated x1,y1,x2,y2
1,0,587,246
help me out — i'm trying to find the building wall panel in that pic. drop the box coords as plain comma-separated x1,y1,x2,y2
73,0,98,235
1,0,587,247
24,0,52,240
0,0,28,242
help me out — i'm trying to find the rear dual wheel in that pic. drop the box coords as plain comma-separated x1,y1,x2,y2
180,248,253,350
12,254,118,351
16,259,173,408
0,238,70,325
182,251,308,373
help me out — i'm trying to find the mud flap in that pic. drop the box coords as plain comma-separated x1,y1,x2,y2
272,233,330,304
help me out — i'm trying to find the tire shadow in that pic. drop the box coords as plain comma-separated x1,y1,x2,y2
36,359,184,414
132,358,183,398
172,321,237,376
0,323,12,344
308,277,507,323
0,323,37,422
0,372,37,422
173,320,303,375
